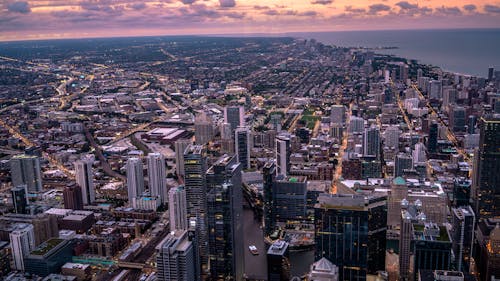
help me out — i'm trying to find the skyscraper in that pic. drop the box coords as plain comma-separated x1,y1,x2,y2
224,106,245,133
451,206,475,272
174,139,192,180
63,182,84,210
267,240,290,281
275,134,291,177
9,223,36,271
126,157,144,206
428,122,438,153
11,185,28,214
74,155,95,205
349,116,365,133
147,153,167,204
206,155,244,280
384,125,400,148
472,117,500,219
169,186,188,232
449,106,466,132
183,145,208,271
330,105,346,125
394,153,413,177
10,154,42,193
412,142,427,164
363,125,380,158
235,126,251,170
263,161,277,236
156,230,196,281
194,112,214,145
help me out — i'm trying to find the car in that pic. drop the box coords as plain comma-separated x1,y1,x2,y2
248,245,259,255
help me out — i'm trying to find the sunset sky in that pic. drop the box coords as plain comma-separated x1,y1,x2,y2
1,0,500,41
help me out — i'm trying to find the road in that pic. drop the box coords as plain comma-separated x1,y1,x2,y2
243,207,267,280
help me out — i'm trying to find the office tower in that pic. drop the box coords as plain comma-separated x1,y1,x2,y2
349,116,364,133
394,153,413,177
156,230,196,281
315,194,386,280
387,177,409,228
235,126,251,170
126,157,144,206
488,67,494,81
453,178,471,207
24,238,74,277
0,241,11,277
429,80,442,100
74,155,95,205
2,213,58,246
224,106,244,133
147,153,167,204
361,158,382,179
449,106,466,132
63,182,84,210
263,162,277,236
194,112,214,145
472,117,500,219
206,155,244,280
183,145,208,271
11,185,28,214
412,142,427,164
220,122,232,140
267,240,290,281
275,134,291,177
468,115,477,134
174,139,191,179
10,154,42,193
308,258,339,281
384,126,400,148
428,122,438,153
273,176,308,223
169,186,188,232
399,204,417,281
363,125,380,158
451,206,475,272
442,88,457,109
9,223,36,271
330,105,346,125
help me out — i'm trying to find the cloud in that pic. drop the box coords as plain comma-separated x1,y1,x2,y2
7,1,31,14
181,0,196,4
435,6,462,16
311,0,333,5
396,1,418,10
219,0,236,8
368,4,391,14
253,5,269,10
484,4,500,13
128,3,147,10
463,4,476,12
345,6,366,14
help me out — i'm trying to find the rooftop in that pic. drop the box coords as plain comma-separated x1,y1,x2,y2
31,238,65,256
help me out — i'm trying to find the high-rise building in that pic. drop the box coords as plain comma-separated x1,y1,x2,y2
174,139,192,179
384,126,400,148
453,178,471,208
308,258,339,281
451,206,475,272
267,240,290,281
468,115,477,134
206,155,244,280
147,153,167,204
156,230,196,281
429,80,442,100
169,186,188,232
63,182,84,210
349,116,365,133
275,134,291,177
74,155,95,205
224,106,245,133
488,67,494,81
235,126,251,170
428,122,438,153
220,122,233,140
24,238,74,277
315,193,386,280
472,117,500,219
412,142,427,164
11,185,28,214
194,112,214,145
363,125,380,158
183,145,208,271
273,176,307,223
9,223,35,271
394,153,413,177
270,114,282,131
10,154,42,193
263,162,277,236
449,106,467,132
330,105,346,125
126,157,144,206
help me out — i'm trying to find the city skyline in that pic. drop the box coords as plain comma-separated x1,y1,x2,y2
1,0,500,41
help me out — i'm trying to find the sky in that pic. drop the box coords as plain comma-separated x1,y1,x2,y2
0,0,500,41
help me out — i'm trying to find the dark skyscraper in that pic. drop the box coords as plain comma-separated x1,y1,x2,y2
451,206,475,272
472,117,500,219
235,126,250,170
267,240,290,281
263,161,276,236
428,122,438,153
183,145,208,273
11,185,28,214
315,193,384,281
63,182,84,210
206,155,244,280
453,178,471,208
